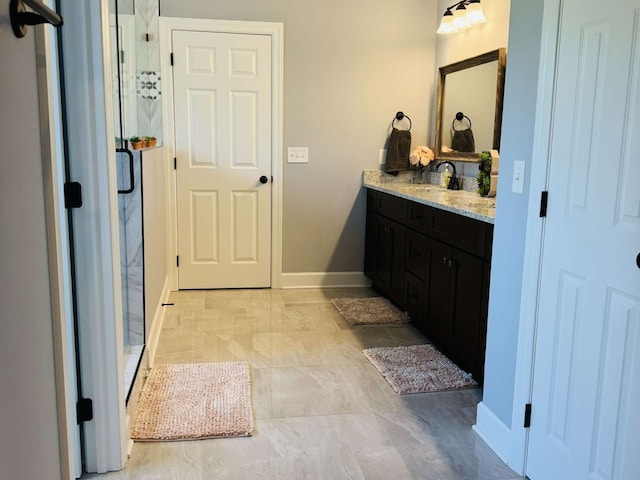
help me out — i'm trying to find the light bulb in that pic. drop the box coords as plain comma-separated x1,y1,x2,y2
436,9,458,34
453,3,471,30
466,0,487,24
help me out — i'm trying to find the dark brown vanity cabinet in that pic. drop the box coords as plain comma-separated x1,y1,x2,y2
425,239,485,379
365,188,493,383
365,190,406,306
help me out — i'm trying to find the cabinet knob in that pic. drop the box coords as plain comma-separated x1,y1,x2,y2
443,256,448,264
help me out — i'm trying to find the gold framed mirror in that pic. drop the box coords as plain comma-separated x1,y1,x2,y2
435,48,507,162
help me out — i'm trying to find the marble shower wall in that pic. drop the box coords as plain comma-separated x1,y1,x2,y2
135,0,163,144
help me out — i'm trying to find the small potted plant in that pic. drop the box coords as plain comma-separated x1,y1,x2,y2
129,136,142,150
477,151,491,196
145,136,157,148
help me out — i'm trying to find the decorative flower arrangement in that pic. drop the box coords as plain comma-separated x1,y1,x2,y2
409,146,434,181
477,151,492,196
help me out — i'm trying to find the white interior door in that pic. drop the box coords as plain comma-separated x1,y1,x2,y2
173,30,272,289
527,1,640,479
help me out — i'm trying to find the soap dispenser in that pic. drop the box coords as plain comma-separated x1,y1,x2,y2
443,164,452,188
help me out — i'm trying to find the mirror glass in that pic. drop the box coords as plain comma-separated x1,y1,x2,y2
435,49,506,162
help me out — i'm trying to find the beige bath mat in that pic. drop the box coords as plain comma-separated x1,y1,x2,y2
363,344,477,394
330,297,409,325
131,362,253,441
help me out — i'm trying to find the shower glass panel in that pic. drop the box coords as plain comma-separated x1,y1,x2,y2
116,148,144,399
110,0,162,401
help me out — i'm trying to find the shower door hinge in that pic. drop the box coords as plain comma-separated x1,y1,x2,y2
145,33,150,42
170,52,174,66
539,191,549,217
64,182,83,209
176,255,179,267
76,398,93,424
524,403,532,428
174,157,177,170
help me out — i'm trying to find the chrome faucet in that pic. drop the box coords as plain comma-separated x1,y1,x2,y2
434,161,460,190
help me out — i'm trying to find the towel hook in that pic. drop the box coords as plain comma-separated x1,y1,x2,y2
452,112,472,131
393,111,412,130
10,0,63,39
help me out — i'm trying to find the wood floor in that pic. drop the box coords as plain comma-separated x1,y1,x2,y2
82,288,522,480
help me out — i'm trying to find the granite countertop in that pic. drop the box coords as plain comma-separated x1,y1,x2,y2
363,170,495,224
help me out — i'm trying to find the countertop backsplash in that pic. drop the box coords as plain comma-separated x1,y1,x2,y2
364,167,478,193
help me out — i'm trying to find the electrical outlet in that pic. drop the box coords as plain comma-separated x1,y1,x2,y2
379,149,387,165
288,147,308,163
512,160,525,194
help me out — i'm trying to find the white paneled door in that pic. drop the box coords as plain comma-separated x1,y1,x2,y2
527,1,640,479
173,31,272,289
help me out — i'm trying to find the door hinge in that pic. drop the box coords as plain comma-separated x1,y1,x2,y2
174,157,177,170
539,191,549,217
145,33,150,42
76,398,93,424
176,255,179,267
170,52,174,66
64,182,83,209
524,403,532,428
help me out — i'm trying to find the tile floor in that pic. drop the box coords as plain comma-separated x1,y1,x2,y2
83,288,522,480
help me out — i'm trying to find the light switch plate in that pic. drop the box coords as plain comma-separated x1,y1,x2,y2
288,147,308,163
512,160,525,194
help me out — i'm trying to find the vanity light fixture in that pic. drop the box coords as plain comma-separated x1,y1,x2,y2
437,0,487,35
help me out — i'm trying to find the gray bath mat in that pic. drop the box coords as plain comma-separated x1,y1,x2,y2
363,344,477,394
330,297,409,325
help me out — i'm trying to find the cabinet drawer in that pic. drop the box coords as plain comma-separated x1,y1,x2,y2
406,202,428,234
427,206,487,258
376,191,407,223
405,229,427,280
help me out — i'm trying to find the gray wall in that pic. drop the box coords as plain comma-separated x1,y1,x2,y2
0,8,63,479
482,0,545,427
161,0,438,273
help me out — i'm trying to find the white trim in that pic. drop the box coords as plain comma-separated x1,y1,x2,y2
59,0,127,473
507,0,563,475
473,402,513,464
34,20,80,480
280,272,371,289
146,276,171,368
159,18,284,290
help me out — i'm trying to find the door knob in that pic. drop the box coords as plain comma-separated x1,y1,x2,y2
259,175,269,184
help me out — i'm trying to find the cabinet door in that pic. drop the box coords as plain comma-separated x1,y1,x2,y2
405,271,426,328
364,212,378,281
448,247,484,374
376,216,406,307
424,238,453,345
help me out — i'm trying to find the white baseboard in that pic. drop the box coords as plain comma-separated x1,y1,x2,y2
473,402,512,464
280,272,371,289
146,275,171,367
